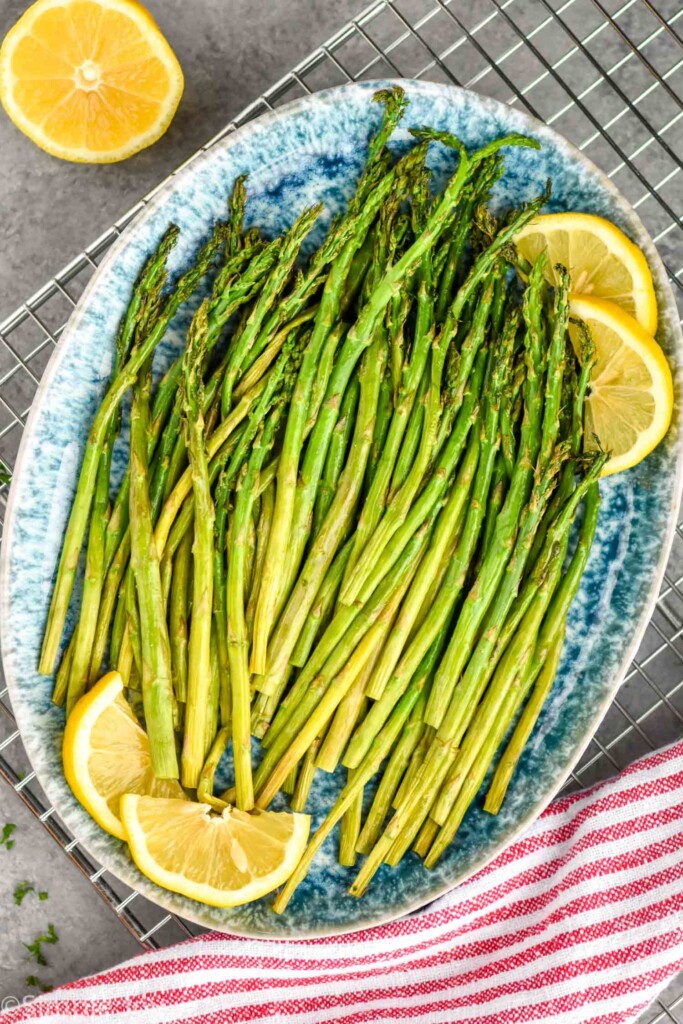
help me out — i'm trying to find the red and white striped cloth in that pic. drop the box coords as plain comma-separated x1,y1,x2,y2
3,739,683,1024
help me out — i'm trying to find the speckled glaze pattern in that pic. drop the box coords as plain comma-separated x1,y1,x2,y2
1,80,681,939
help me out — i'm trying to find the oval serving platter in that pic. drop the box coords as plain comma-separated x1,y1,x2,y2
1,79,682,939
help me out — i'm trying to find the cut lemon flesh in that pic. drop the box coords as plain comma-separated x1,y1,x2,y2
121,795,310,907
516,212,658,335
0,0,183,162
568,295,673,477
63,671,184,840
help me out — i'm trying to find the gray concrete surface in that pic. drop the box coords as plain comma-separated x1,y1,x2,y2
0,0,367,997
1,0,681,1014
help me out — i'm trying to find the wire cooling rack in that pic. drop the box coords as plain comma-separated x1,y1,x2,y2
1,0,682,1017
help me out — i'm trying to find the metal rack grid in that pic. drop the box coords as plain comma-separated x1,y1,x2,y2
0,0,682,1018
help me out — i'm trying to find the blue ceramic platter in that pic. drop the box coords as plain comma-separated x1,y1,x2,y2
1,80,682,938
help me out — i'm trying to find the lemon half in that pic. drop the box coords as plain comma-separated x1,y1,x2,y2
0,0,183,163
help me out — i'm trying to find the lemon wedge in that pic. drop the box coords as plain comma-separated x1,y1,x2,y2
0,0,183,163
568,295,673,477
120,795,310,907
516,212,658,335
63,671,184,840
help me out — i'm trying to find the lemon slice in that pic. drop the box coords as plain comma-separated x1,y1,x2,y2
63,671,184,840
0,0,183,163
568,295,673,477
516,212,658,335
120,795,310,907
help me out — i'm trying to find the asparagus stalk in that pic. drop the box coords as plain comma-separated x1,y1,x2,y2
245,479,275,639
228,406,282,810
197,724,231,809
289,539,354,670
249,230,369,675
169,527,192,704
271,136,497,645
290,732,324,812
390,369,428,495
101,230,269,573
52,635,74,707
315,560,417,773
313,376,360,537
352,455,604,892
341,235,434,593
423,488,601,866
347,281,496,607
181,303,216,788
339,767,364,867
252,154,423,674
67,252,166,704
128,357,178,779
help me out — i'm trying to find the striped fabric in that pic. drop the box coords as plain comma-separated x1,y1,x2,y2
3,740,682,1024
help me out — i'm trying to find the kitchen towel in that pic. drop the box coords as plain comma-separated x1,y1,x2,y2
2,738,682,1024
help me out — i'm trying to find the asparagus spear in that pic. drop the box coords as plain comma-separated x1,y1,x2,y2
345,279,496,608
181,303,216,788
259,142,520,702
228,404,283,810
128,357,178,779
313,375,360,537
169,527,192,704
197,725,231,809
350,456,604,895
253,329,388,698
245,478,275,639
220,202,325,415
67,246,170,704
315,558,418,773
339,767,364,867
101,231,270,576
289,539,354,670
290,732,324,812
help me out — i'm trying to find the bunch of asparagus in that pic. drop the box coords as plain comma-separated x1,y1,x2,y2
41,86,606,906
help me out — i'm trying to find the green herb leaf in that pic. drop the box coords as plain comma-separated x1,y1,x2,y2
14,881,35,906
1,822,16,849
23,925,58,966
